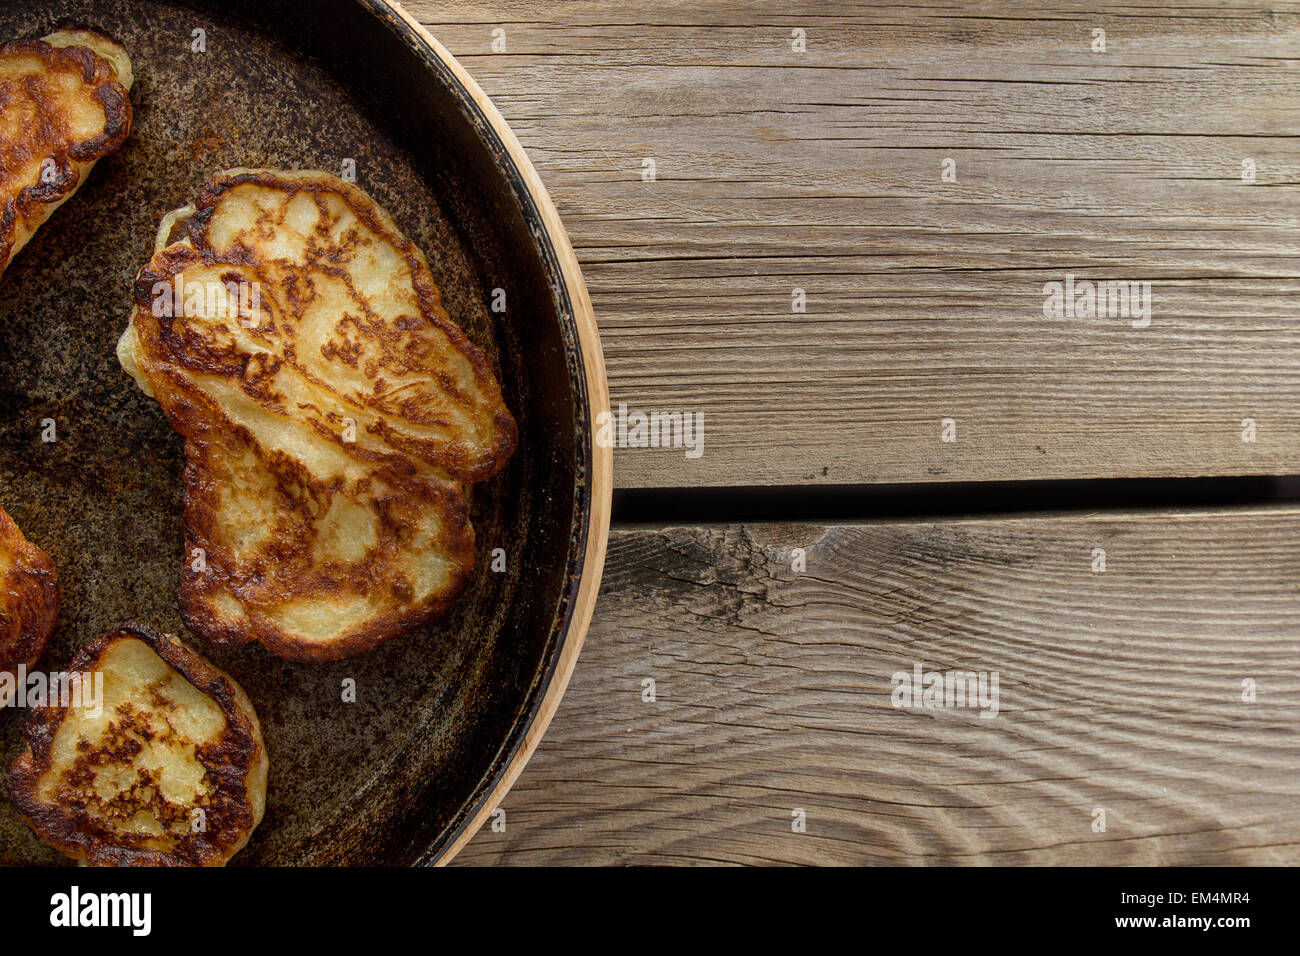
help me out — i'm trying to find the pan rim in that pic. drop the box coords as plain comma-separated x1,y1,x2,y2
353,1,613,866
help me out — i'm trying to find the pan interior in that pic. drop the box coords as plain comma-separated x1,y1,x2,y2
0,0,583,864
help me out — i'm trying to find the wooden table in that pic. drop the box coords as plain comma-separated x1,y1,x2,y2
404,0,1300,865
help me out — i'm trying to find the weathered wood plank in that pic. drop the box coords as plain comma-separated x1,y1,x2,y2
455,508,1300,864
406,0,1300,488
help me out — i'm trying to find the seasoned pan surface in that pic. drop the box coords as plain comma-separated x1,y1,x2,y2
0,0,598,864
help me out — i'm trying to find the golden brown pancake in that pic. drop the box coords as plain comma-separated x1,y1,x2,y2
117,169,517,661
0,503,59,708
0,28,132,275
7,623,268,867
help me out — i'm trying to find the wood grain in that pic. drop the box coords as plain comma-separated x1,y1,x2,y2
404,0,1300,488
454,508,1300,865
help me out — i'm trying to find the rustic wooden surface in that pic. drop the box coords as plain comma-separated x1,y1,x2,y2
409,0,1300,489
455,510,1300,865
398,0,1300,865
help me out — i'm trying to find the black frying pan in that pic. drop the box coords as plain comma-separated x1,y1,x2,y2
0,0,609,865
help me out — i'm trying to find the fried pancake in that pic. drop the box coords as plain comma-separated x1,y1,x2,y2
117,169,517,661
7,623,268,866
0,28,132,275
0,503,59,708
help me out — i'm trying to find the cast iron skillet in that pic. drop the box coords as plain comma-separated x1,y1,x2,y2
0,0,610,864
